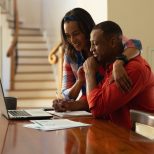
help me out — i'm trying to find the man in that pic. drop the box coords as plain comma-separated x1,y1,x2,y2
83,21,154,129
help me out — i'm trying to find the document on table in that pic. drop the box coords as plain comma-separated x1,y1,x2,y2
136,122,154,140
23,119,91,131
48,110,92,118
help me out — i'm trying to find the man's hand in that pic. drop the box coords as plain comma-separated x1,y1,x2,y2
83,56,98,93
83,56,99,76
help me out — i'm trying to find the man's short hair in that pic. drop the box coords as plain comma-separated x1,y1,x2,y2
93,21,123,40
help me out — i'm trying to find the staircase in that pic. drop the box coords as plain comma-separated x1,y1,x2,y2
7,27,57,107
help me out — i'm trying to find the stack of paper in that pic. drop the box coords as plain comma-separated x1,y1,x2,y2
24,119,91,131
49,110,92,118
136,122,154,140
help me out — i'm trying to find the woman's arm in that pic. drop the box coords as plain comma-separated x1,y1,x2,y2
61,54,77,99
111,38,142,92
68,66,85,100
53,97,89,112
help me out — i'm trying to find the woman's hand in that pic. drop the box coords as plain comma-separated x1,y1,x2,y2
110,60,132,92
52,99,76,112
52,99,69,112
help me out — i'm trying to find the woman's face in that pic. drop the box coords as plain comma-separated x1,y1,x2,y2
64,21,87,52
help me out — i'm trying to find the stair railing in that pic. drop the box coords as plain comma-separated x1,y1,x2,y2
6,0,19,90
48,42,64,96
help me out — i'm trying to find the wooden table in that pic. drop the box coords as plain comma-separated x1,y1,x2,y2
0,116,154,154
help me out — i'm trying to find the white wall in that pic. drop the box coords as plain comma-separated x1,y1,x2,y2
108,0,154,70
1,12,12,90
18,0,41,28
76,0,107,24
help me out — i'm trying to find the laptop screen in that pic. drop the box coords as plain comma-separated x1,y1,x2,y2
0,81,9,119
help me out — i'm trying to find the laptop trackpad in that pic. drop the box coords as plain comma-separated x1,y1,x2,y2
25,109,51,116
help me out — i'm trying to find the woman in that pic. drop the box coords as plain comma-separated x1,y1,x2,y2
53,8,142,112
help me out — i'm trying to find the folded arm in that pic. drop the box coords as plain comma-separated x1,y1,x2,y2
111,38,142,92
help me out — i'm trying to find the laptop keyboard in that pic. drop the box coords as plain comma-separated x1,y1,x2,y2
9,110,31,116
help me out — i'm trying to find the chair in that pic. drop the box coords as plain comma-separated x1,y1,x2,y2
130,109,154,131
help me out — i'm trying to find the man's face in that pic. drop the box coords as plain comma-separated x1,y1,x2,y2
90,29,112,65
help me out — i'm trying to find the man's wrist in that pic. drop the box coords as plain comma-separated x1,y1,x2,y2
114,59,125,67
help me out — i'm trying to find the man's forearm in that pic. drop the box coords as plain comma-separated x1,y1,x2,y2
68,99,89,111
85,72,97,95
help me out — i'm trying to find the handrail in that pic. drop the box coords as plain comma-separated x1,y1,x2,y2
48,42,64,94
48,42,62,64
6,0,19,90
7,0,19,57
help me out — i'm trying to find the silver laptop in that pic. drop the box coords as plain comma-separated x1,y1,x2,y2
0,81,52,120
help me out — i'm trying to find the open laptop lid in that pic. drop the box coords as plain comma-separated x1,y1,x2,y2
0,80,52,120
0,80,9,119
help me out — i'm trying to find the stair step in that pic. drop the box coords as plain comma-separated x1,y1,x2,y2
8,21,23,27
16,33,42,36
1,10,8,14
18,50,49,57
16,99,55,107
18,43,47,49
17,65,52,73
15,73,54,81
18,48,48,51
18,36,45,42
14,81,56,90
13,29,42,35
7,18,23,24
11,26,40,30
18,57,49,64
18,41,46,44
7,90,56,98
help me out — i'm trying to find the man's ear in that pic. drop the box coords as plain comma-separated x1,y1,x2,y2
110,36,117,48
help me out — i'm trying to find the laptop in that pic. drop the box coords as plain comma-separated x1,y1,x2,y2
0,80,52,120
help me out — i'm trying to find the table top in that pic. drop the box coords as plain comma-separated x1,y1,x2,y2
0,115,154,154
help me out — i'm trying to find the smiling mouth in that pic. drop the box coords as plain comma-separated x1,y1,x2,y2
93,52,97,57
93,54,97,57
72,42,80,47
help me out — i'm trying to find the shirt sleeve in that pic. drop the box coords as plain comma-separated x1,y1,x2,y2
87,58,149,117
122,36,142,51
61,54,76,99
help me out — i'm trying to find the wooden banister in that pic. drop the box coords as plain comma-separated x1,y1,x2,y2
48,42,62,64
7,0,19,57
48,42,64,95
6,0,19,90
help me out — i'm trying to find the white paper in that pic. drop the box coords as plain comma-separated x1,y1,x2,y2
136,122,154,140
49,110,92,118
24,119,91,131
